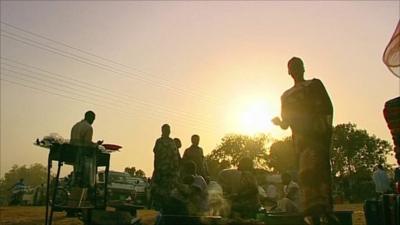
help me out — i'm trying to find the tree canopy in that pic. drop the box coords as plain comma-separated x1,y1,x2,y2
266,123,392,175
0,163,48,205
266,123,393,201
268,137,296,174
124,166,146,178
331,123,392,201
331,123,392,178
207,133,272,170
2,163,47,188
207,123,392,201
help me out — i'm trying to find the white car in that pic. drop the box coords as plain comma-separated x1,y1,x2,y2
97,171,136,203
126,176,148,206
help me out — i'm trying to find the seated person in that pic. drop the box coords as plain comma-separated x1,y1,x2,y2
276,172,300,213
206,181,230,217
219,157,261,219
166,161,208,215
262,181,279,209
217,168,242,198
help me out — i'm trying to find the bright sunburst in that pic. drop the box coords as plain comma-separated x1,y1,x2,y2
238,100,274,135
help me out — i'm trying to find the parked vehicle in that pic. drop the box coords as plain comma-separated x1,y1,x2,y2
126,176,149,206
97,171,136,204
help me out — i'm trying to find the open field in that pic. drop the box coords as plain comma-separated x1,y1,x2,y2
0,204,365,225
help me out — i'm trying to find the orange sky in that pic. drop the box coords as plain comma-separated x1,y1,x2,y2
1,1,399,177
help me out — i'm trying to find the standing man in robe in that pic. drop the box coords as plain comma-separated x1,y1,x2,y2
272,57,336,225
151,124,180,212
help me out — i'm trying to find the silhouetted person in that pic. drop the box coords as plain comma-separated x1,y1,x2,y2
150,124,180,212
70,111,102,192
182,135,208,180
168,160,208,215
395,167,400,194
10,178,26,205
273,57,335,224
70,110,101,147
262,177,279,209
372,164,391,198
173,137,182,161
277,172,300,213
230,157,261,219
33,183,45,205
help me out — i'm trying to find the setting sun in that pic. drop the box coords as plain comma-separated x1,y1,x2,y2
238,100,274,135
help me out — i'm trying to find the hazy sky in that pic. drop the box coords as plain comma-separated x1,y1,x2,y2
1,1,399,177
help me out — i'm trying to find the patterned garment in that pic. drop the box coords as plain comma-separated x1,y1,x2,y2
281,78,334,216
151,136,180,211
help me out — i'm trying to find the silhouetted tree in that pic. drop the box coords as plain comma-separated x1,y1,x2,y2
135,169,146,178
267,123,393,201
331,123,392,201
331,123,391,178
124,166,146,178
268,137,296,173
124,167,136,177
207,134,272,170
205,157,230,180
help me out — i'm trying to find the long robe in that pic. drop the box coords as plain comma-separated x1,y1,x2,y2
151,136,180,211
280,78,333,216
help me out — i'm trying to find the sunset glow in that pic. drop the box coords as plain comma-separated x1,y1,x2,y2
238,100,274,135
0,1,398,176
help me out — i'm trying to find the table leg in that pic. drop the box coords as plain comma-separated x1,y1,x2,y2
49,161,62,225
45,157,52,225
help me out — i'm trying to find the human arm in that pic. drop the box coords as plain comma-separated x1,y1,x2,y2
272,117,289,130
83,126,101,147
153,140,160,170
272,94,291,130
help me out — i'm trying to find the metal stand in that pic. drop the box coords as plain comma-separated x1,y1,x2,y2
44,144,110,225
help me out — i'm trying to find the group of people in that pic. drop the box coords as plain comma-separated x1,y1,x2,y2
151,129,263,218
271,172,301,214
69,57,336,224
149,57,336,224
150,123,209,215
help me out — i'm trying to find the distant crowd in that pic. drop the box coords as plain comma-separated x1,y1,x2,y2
149,123,304,219
10,56,398,225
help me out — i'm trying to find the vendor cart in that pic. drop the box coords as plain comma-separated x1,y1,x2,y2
41,143,111,225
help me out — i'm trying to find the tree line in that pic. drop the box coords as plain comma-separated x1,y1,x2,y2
206,123,394,202
0,122,393,204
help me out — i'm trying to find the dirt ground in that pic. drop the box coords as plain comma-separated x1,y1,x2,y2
0,204,365,225
334,204,366,225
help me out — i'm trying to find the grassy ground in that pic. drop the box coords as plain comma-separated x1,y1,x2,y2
0,204,365,225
